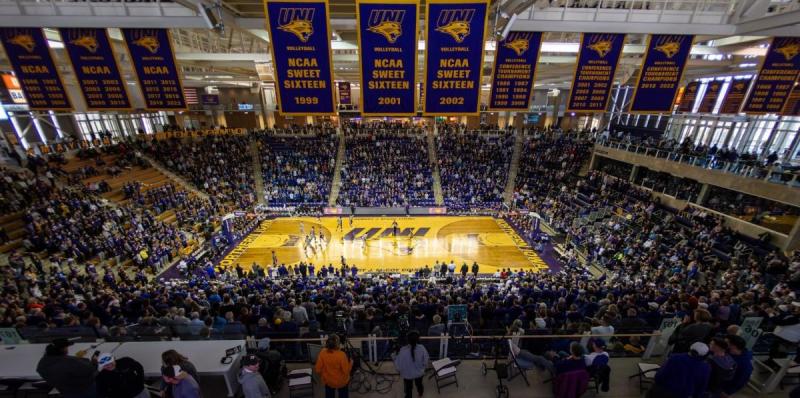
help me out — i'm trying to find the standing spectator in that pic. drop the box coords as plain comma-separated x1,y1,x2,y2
161,350,199,397
36,338,98,398
238,354,270,398
722,335,753,397
669,309,714,353
649,342,711,398
393,331,429,398
315,335,352,398
706,337,736,397
95,353,149,398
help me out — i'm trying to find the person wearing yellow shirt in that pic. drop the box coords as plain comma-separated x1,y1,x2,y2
315,334,352,398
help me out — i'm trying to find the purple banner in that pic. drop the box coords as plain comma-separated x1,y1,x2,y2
488,31,543,110
567,33,625,112
743,37,800,114
338,81,351,105
719,78,751,114
784,82,800,116
629,34,693,113
201,94,220,106
122,28,187,110
60,28,131,110
0,28,71,110
677,81,699,113
697,80,722,113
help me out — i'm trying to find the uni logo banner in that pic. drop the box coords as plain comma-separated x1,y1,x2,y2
783,82,800,116
121,29,186,110
488,31,543,111
60,28,132,110
0,28,72,110
566,33,625,113
677,81,699,112
742,37,800,114
356,0,419,116
697,80,722,113
265,0,336,115
629,34,694,113
719,78,752,114
423,0,489,115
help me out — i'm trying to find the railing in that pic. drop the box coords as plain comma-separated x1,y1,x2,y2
596,139,800,187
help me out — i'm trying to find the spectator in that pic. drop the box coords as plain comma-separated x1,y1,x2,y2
315,334,353,398
238,354,270,398
706,337,736,398
161,365,201,398
669,309,714,353
722,334,753,397
36,338,98,398
393,331,429,398
649,342,711,398
95,353,149,398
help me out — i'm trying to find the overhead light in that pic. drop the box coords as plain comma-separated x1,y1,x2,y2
738,63,757,68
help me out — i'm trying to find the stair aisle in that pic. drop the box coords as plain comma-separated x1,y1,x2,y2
327,133,346,206
503,131,524,205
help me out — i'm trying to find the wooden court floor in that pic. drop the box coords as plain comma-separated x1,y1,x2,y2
220,216,549,273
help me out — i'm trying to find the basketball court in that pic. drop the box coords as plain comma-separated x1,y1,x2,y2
220,216,549,273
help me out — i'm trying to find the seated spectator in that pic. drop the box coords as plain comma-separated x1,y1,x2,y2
650,342,711,398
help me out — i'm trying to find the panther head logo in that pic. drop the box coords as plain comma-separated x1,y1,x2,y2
504,38,529,56
775,42,799,61
436,21,470,43
278,19,314,42
368,21,402,44
654,41,680,58
734,83,745,90
70,36,98,53
133,36,160,54
588,39,613,58
8,34,35,53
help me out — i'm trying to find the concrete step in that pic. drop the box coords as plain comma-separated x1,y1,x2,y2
428,130,444,206
503,131,524,205
327,133,346,206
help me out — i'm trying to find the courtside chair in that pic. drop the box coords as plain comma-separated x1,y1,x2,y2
431,357,460,392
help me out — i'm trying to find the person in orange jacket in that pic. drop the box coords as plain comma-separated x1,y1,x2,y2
315,334,353,398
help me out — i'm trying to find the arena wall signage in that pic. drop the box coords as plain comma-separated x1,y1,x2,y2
356,0,419,116
422,0,489,116
629,34,693,113
264,0,336,115
566,33,625,113
488,31,543,111
338,81,351,105
59,28,132,110
697,80,722,113
719,78,751,114
121,28,187,110
742,37,800,114
0,28,71,110
677,81,699,113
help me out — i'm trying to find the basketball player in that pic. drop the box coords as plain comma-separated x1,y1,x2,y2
299,221,305,235
391,219,399,237
349,213,354,227
310,226,316,242
318,230,325,246
336,216,343,232
271,250,278,267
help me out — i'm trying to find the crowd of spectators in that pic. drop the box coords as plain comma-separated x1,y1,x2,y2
0,167,56,215
436,130,515,210
337,133,434,207
256,130,337,206
139,136,256,209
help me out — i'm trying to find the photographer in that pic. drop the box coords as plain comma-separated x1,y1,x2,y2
315,334,353,398
393,331,429,398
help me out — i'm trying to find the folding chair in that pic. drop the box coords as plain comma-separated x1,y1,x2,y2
628,362,660,392
431,357,460,392
507,339,534,386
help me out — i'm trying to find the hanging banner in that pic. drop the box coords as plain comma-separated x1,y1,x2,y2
488,31,543,111
719,78,751,114
566,33,626,113
59,28,131,110
784,82,800,116
742,37,800,114
0,28,71,110
697,80,722,113
338,81,352,105
423,0,489,115
265,0,336,115
356,0,419,116
121,28,186,110
677,81,699,112
629,34,693,113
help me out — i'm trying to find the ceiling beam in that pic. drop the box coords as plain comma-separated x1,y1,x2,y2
734,9,800,35
0,15,211,28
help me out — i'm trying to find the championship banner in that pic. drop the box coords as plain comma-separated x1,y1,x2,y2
59,28,131,110
719,78,751,114
742,37,800,114
356,0,419,116
0,28,71,110
784,82,800,116
629,34,693,113
566,33,626,112
121,29,186,110
265,0,336,115
488,31,543,111
697,80,722,113
677,81,699,112
338,81,351,105
423,0,489,115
